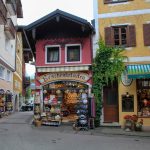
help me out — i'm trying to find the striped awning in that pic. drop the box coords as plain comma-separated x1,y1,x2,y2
127,64,150,79
37,65,90,72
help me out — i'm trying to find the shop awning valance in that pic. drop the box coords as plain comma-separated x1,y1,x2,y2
127,64,150,79
37,65,90,72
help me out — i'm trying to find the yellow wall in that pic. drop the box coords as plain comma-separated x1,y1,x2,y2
99,0,150,13
13,32,23,94
97,0,150,127
118,80,137,127
99,14,150,60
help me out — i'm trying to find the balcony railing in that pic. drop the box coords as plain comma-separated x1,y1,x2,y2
4,18,16,39
0,0,7,24
6,0,16,16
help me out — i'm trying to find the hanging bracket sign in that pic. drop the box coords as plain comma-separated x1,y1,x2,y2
37,72,90,84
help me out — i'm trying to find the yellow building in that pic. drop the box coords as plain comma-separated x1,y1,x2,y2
13,32,23,111
93,0,150,130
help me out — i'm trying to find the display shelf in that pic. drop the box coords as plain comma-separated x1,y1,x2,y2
41,120,61,126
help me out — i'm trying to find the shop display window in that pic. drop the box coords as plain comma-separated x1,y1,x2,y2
137,79,150,117
122,93,134,112
42,81,89,125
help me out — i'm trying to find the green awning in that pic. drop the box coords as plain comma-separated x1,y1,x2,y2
127,64,150,79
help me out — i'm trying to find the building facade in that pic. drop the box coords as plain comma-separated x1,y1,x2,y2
0,0,23,113
93,0,150,129
13,31,23,111
25,9,94,124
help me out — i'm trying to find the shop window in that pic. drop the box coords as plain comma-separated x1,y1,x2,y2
137,79,150,117
66,44,81,62
45,46,60,63
104,0,133,4
122,93,134,112
0,66,5,79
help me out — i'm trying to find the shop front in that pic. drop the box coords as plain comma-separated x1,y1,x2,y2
119,64,150,130
0,89,13,118
34,71,95,127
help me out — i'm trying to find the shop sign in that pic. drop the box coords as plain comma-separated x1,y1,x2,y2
37,72,90,84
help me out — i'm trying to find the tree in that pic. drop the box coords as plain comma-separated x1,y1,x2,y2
92,40,127,127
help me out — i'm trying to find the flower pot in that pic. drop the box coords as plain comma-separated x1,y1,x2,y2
124,120,134,131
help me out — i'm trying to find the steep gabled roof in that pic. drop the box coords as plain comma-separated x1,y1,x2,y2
25,9,94,31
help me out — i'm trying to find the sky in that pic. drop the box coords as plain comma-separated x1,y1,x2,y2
18,0,94,25
20,0,94,77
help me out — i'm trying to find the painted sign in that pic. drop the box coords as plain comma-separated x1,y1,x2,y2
37,72,90,84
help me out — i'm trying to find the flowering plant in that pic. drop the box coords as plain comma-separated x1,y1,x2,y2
124,114,138,123
124,115,143,131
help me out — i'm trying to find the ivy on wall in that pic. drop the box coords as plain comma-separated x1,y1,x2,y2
92,40,127,127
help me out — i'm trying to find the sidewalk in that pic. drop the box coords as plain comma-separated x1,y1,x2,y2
91,126,150,137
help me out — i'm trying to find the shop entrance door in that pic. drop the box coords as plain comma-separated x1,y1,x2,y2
103,80,119,123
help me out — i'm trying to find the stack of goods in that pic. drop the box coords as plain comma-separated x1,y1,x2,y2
34,103,41,121
41,95,62,126
0,90,5,116
65,91,78,104
5,92,13,111
75,92,88,130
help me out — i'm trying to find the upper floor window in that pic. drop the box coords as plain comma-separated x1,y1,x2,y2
105,25,136,47
45,45,60,63
0,66,5,79
6,70,11,81
104,0,132,4
66,45,81,63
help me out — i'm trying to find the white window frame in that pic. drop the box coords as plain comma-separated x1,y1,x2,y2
0,65,5,80
45,45,61,64
65,44,82,63
6,70,11,82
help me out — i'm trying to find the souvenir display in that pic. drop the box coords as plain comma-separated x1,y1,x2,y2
75,91,89,130
0,89,5,116
39,81,92,127
5,91,13,112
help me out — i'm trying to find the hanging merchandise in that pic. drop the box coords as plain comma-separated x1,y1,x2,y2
0,89,5,116
5,91,13,112
75,91,89,130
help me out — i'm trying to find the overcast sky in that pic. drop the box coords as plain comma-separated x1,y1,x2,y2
18,0,94,25
22,0,94,76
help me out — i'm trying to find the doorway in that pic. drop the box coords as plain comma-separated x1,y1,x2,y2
103,79,119,123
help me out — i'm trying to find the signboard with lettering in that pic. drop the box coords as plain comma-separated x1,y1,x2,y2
37,72,90,85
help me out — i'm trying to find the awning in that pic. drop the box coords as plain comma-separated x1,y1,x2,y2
127,64,150,79
37,65,90,72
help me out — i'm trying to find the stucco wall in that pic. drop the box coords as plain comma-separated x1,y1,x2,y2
36,37,92,66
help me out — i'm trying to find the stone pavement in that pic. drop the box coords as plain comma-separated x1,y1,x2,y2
1,111,150,138
34,123,150,138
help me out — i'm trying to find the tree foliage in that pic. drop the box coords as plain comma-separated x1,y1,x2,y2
92,40,127,127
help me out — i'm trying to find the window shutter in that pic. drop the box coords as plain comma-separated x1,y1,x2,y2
105,27,113,46
104,0,112,4
143,24,150,46
127,25,136,47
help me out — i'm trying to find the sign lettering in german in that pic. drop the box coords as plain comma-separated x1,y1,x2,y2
37,72,90,84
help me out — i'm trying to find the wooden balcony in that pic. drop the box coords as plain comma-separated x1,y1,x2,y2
0,0,7,24
4,18,16,39
6,0,16,16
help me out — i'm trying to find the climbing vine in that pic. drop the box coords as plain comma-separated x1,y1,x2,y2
92,40,127,127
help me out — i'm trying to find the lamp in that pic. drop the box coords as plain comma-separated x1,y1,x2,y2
126,92,129,97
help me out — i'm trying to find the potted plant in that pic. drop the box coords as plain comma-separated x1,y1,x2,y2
135,119,143,131
123,114,138,131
